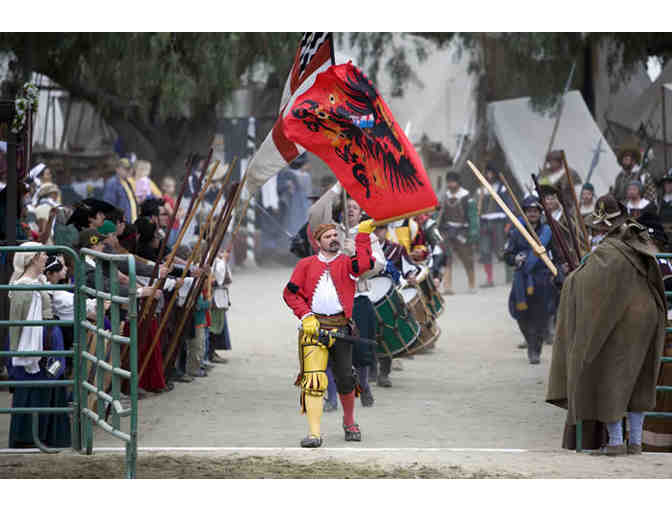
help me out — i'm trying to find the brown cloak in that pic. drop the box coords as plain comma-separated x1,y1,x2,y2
546,221,666,425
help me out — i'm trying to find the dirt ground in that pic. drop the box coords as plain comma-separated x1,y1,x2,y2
2,261,671,478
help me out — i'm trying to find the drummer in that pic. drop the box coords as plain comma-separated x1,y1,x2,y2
374,225,421,286
308,183,386,407
371,225,423,386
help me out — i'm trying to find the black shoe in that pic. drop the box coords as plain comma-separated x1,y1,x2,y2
517,341,527,349
344,423,362,442
528,352,540,364
377,375,392,388
300,435,323,448
323,400,338,412
360,387,374,407
480,282,495,288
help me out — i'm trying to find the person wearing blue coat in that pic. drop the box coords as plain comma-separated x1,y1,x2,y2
102,158,138,224
503,196,557,365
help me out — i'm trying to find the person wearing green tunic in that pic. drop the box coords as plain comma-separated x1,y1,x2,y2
547,194,666,455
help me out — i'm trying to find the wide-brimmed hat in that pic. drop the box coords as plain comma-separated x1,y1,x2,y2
79,228,107,249
617,145,641,165
637,210,669,246
66,198,116,229
37,182,60,199
522,196,543,211
587,194,627,231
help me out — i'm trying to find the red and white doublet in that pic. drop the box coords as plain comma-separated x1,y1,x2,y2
283,232,373,319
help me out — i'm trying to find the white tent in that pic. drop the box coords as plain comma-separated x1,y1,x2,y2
488,90,620,198
606,60,672,143
335,34,478,159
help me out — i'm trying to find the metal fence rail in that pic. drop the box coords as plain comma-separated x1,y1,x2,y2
78,248,137,478
0,245,83,453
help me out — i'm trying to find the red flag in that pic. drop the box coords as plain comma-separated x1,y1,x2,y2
246,33,335,193
281,62,438,221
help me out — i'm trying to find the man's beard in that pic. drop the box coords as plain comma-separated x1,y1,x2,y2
326,241,340,253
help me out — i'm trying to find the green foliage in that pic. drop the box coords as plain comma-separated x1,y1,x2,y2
0,32,299,123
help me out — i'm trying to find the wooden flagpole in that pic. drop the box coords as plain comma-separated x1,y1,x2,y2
468,161,557,277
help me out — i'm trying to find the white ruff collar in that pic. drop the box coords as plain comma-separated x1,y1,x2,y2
318,252,339,263
446,187,469,201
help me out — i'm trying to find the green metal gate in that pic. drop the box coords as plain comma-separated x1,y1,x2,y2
78,248,138,478
576,252,672,452
0,245,138,478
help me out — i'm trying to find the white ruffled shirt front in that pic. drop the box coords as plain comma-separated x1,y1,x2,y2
310,253,344,316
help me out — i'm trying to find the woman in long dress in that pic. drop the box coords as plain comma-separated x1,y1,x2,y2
8,242,70,448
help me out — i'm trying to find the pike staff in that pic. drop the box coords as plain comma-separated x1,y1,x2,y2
498,171,542,246
467,161,557,277
138,152,197,321
531,173,576,272
560,150,590,255
139,158,220,323
163,172,248,371
138,166,233,380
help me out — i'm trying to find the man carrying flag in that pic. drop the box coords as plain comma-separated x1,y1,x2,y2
247,33,438,445
283,220,375,447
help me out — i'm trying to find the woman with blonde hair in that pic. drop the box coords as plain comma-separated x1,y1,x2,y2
129,159,161,204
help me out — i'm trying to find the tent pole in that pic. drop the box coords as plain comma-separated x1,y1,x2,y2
663,86,669,171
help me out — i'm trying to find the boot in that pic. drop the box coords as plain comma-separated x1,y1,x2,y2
527,344,541,364
441,265,454,295
466,265,477,293
360,386,374,407
627,443,642,455
377,374,392,387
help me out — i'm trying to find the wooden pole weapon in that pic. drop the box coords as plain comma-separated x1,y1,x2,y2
561,150,590,254
531,173,576,272
468,161,557,276
147,152,196,287
543,60,576,167
139,149,211,321
137,164,233,380
139,159,220,323
497,172,542,246
554,190,582,268
180,148,214,237
162,177,245,372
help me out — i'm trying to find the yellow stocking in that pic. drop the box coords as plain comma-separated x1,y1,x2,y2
305,394,323,438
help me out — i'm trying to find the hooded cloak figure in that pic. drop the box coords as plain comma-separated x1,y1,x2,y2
547,194,666,455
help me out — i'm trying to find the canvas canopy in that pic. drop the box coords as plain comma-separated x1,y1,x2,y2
488,90,620,198
607,60,672,143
